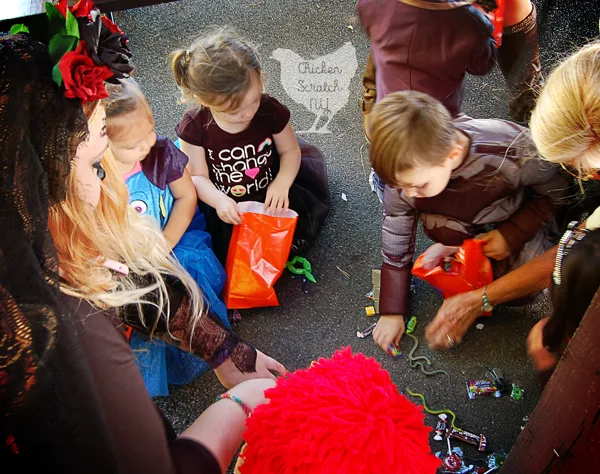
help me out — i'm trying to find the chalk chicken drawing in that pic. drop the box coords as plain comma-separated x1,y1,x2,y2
271,42,358,134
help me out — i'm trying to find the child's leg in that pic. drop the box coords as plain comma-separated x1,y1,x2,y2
527,317,560,374
498,0,542,123
287,140,330,253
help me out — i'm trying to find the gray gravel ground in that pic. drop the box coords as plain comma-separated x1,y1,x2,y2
115,0,599,470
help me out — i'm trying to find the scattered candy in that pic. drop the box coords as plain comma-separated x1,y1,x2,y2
511,383,524,400
365,305,376,317
371,269,381,313
357,322,377,338
406,316,417,334
229,309,242,324
365,289,374,301
476,323,484,330
466,380,501,400
347,25,354,30
437,415,487,452
341,192,348,201
387,345,402,358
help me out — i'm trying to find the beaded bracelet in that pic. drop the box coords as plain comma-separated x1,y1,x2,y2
215,393,252,418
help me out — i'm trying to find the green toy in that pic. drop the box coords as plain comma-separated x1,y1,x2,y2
285,256,316,283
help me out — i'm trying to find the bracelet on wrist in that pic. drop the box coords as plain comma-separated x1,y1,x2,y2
215,393,252,418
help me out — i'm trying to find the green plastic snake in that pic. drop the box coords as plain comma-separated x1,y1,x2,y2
406,333,451,383
405,388,459,430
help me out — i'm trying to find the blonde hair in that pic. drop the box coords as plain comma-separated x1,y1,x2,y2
369,91,456,186
105,78,154,143
49,104,204,339
170,30,261,111
530,41,600,174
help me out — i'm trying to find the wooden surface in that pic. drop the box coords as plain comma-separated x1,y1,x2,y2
1,0,177,22
499,290,600,473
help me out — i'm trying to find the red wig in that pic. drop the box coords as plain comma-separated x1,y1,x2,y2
239,348,440,474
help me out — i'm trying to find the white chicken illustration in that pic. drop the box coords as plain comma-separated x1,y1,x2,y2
271,42,358,134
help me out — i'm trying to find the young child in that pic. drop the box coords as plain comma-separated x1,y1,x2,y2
358,0,541,125
171,32,330,263
106,78,230,397
527,228,600,387
369,91,569,352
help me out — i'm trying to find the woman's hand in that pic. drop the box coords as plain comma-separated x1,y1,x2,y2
425,290,482,350
264,178,291,213
214,350,286,389
476,230,511,260
215,195,242,225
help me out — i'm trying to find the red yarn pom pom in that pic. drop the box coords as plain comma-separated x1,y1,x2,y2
239,348,441,474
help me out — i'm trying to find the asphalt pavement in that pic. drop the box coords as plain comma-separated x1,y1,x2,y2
115,0,600,470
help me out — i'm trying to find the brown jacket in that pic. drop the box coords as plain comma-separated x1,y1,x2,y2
380,116,569,316
357,0,496,116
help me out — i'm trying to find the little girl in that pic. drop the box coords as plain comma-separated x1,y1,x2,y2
171,32,330,263
106,78,230,397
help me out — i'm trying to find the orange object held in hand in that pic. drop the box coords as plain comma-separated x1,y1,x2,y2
223,201,298,309
412,239,494,313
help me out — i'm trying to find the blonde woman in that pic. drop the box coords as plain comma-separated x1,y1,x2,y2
1,34,282,473
425,41,600,351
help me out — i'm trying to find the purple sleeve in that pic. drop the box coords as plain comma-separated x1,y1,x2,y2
260,95,291,134
176,109,204,147
142,137,189,190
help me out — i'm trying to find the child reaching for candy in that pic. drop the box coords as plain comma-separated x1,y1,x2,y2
171,31,329,263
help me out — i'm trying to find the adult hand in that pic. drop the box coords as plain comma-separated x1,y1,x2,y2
214,350,287,389
425,290,482,350
373,315,405,352
216,195,242,225
476,230,511,260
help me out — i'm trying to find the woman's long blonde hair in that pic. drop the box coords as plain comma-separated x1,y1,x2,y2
530,41,600,173
49,102,203,338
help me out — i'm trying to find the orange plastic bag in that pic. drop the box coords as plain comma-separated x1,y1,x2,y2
411,239,493,309
223,201,298,309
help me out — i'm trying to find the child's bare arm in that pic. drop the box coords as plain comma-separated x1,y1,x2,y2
266,122,301,211
163,169,197,249
180,139,241,224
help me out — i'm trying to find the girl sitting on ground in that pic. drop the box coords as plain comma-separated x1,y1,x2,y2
171,31,330,263
106,77,230,397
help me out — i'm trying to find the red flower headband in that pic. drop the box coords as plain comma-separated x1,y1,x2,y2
11,0,133,102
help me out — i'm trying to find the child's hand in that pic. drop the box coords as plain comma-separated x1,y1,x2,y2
373,315,405,352
422,243,460,270
216,195,242,225
264,178,290,213
527,317,560,372
476,230,511,260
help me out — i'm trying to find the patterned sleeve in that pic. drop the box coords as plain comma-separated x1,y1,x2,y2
260,95,291,134
176,109,205,147
121,276,257,373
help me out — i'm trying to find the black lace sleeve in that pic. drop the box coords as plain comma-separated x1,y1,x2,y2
120,276,257,373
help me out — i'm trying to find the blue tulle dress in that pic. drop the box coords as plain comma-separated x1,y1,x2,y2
125,136,229,397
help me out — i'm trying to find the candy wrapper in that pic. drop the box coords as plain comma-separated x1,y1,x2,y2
466,380,501,400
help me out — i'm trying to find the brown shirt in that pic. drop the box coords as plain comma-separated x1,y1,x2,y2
357,0,496,116
380,116,570,315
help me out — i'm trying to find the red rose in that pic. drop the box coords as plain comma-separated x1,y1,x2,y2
101,16,123,35
71,0,95,19
55,0,68,17
58,41,113,101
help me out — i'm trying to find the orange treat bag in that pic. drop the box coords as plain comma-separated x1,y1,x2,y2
412,239,493,313
224,201,298,309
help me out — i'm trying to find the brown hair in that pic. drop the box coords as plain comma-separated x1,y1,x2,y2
369,91,456,187
105,78,154,143
170,30,261,112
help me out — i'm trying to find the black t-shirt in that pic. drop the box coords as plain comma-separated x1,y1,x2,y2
176,94,291,202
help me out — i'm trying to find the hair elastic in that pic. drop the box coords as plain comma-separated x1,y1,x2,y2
184,50,191,65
